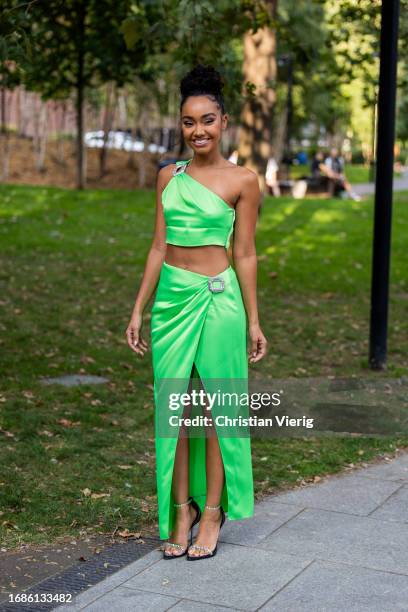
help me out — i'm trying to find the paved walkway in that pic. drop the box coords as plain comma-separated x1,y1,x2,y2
353,171,408,196
56,450,408,611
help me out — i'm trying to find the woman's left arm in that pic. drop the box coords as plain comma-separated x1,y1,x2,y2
232,171,267,364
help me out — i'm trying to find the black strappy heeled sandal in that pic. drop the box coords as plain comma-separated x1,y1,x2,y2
163,497,201,560
186,504,225,560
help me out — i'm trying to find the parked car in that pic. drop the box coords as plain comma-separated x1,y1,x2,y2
84,130,167,154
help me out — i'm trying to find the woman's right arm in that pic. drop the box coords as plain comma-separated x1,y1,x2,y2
125,164,173,356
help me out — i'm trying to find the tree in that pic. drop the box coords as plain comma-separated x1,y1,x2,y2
238,1,277,192
327,0,408,157
0,1,31,180
24,0,149,188
274,0,345,153
124,0,281,188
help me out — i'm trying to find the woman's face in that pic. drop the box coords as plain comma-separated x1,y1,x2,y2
180,95,227,155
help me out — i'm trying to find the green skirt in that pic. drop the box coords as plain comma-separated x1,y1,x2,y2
151,261,254,539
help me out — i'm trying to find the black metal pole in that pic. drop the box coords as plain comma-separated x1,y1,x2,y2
369,0,400,370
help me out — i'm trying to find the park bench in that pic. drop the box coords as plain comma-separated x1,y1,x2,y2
271,172,344,199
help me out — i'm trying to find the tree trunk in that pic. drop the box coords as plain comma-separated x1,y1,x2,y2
35,101,48,172
75,1,86,189
0,86,10,181
135,94,151,187
127,137,136,169
57,101,67,165
99,81,117,178
19,87,30,137
238,0,278,195
117,93,127,128
138,109,149,188
15,87,21,136
272,103,288,165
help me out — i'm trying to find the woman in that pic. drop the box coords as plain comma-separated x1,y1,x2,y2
126,64,267,560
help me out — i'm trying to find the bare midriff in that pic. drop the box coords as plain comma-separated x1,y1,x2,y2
164,244,230,276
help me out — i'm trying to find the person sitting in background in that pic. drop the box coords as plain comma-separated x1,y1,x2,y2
297,150,331,195
311,151,329,183
324,148,361,201
265,153,281,196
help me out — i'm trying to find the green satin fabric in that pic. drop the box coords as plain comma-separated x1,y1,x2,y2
162,159,235,248
151,262,254,540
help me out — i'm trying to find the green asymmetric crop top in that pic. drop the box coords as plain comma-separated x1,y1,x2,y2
161,158,235,248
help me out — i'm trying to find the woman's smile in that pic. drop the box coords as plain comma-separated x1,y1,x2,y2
192,137,211,147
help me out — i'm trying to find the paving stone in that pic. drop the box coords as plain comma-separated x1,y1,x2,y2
122,544,311,611
220,501,304,546
82,586,179,611
171,600,237,611
52,451,408,612
354,175,408,195
256,508,408,575
355,454,408,482
259,559,408,611
55,550,162,610
265,474,401,515
40,374,109,387
369,484,408,523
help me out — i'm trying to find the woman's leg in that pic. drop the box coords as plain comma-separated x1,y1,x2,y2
164,384,198,555
187,420,225,557
205,430,225,506
164,435,197,555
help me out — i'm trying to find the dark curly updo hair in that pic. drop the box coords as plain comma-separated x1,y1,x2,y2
180,64,226,115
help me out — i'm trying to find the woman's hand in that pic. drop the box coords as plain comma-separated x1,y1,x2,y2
248,323,267,364
126,312,148,357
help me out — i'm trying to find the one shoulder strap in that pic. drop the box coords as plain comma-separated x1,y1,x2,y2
172,158,192,176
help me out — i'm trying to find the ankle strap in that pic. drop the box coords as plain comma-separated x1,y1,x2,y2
174,497,192,508
205,503,220,510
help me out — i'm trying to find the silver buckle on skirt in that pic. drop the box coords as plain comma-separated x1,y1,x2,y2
208,276,225,293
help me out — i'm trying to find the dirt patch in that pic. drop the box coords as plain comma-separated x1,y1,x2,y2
2,135,167,190
0,523,159,604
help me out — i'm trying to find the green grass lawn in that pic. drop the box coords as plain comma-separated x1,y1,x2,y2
1,184,407,549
